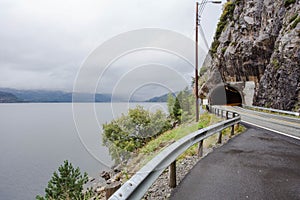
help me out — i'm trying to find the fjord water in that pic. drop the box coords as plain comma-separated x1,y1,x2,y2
0,103,166,200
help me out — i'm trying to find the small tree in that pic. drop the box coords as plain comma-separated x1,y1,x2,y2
36,160,90,200
167,93,175,114
173,97,182,124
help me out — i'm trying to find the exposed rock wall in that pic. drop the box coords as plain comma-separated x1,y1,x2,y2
201,0,300,111
254,1,300,111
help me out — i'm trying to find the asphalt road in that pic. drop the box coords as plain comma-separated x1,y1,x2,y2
170,123,300,200
226,106,300,139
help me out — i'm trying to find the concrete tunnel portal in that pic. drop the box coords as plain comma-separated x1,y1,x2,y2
209,85,243,106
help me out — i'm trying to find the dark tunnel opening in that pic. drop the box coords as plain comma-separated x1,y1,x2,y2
209,85,243,106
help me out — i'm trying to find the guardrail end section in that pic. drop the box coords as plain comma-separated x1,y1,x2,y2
108,179,138,200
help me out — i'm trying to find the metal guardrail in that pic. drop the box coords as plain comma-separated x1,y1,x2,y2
243,105,300,117
109,107,241,200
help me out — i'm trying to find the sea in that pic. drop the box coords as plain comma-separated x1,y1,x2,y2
0,103,167,200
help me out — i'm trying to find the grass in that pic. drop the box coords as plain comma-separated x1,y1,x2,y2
125,112,245,176
178,122,245,160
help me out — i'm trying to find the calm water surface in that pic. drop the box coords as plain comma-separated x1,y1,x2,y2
0,103,166,200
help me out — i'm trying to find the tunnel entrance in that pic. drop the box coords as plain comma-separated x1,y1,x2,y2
209,85,243,106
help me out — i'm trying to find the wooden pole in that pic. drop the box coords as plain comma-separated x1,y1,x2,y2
217,131,222,144
198,140,203,157
231,125,234,137
105,182,121,199
195,2,199,122
169,161,177,188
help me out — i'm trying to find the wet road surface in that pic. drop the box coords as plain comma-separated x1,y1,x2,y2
171,123,300,200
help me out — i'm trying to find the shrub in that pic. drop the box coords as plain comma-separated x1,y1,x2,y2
222,47,227,54
200,66,208,76
291,16,300,29
284,0,296,8
271,59,280,70
289,13,298,23
103,106,171,163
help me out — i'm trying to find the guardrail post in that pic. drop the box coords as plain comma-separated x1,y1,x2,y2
105,182,121,199
226,111,228,119
198,140,203,157
169,161,176,188
231,125,234,137
217,131,222,144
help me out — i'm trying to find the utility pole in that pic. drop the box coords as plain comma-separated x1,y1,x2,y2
195,1,199,122
195,1,221,122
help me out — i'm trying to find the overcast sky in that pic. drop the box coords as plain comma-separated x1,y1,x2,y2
0,0,226,98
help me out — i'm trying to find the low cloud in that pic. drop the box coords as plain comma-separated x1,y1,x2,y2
0,0,225,98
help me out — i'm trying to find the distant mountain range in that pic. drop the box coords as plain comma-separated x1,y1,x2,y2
146,93,175,102
0,88,172,103
0,88,113,103
0,91,23,103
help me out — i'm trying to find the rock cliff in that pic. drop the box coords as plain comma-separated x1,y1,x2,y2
201,0,300,111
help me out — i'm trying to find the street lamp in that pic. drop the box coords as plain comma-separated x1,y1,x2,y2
195,0,221,122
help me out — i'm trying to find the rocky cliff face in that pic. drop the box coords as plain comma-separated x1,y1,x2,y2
201,0,300,111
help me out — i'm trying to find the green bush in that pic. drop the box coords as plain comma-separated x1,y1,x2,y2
221,47,227,54
200,66,208,76
271,59,280,70
211,40,220,54
291,16,300,29
230,41,237,46
289,14,298,23
103,106,172,163
284,0,296,8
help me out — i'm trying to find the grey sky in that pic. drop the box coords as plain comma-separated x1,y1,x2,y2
0,0,225,98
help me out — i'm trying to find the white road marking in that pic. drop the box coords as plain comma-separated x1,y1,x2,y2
241,120,300,141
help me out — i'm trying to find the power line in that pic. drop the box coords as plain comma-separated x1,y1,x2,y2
198,0,208,24
199,24,210,51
